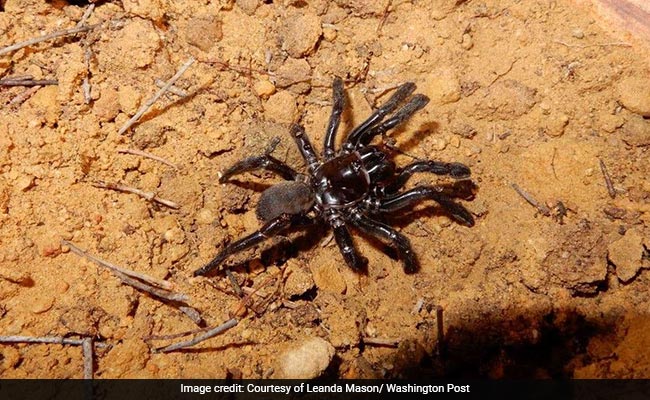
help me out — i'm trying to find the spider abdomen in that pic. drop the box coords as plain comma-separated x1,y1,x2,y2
256,181,314,222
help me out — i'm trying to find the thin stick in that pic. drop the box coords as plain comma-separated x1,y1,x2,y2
598,158,616,199
117,148,179,169
226,269,243,297
63,240,174,291
0,78,58,86
8,86,41,106
511,183,551,216
92,181,180,209
178,306,204,326
0,335,108,348
82,337,93,379
376,0,392,34
78,3,96,105
0,336,85,345
411,297,424,314
157,318,239,353
0,24,98,56
554,40,631,49
154,79,188,97
76,4,96,28
362,336,399,347
82,46,92,104
118,57,195,135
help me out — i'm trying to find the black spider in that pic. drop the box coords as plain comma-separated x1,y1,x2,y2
194,78,475,276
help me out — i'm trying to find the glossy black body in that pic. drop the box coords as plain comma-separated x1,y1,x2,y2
194,78,475,277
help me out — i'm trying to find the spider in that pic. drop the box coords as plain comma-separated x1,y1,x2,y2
194,78,475,276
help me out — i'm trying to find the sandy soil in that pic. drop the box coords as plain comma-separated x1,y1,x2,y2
0,0,649,379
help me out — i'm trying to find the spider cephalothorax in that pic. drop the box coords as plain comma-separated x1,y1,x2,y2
194,78,475,276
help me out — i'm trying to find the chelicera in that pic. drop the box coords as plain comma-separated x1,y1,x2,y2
194,78,475,276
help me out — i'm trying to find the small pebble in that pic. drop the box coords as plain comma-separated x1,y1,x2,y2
323,27,337,42
195,208,217,225
572,28,584,39
283,13,322,58
15,175,35,192
617,76,650,117
608,229,647,283
31,294,55,314
254,79,276,98
186,16,223,51
263,91,298,124
461,33,473,50
277,337,335,379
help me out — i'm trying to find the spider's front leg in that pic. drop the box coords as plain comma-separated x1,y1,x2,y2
193,213,301,276
219,138,298,182
342,82,416,152
323,77,345,160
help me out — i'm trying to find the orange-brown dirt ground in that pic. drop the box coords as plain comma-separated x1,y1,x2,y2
0,0,649,378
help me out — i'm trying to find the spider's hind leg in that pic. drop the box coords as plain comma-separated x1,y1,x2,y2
332,223,367,271
383,160,471,194
379,186,475,227
349,212,419,273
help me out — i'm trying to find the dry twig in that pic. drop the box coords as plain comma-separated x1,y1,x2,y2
598,158,616,199
155,79,188,97
362,336,399,347
0,24,98,56
511,183,551,216
117,148,179,169
157,318,239,353
0,78,57,86
82,337,94,380
554,40,631,49
76,4,96,27
63,240,203,325
0,335,108,348
92,181,180,209
63,240,173,290
118,57,195,135
8,86,41,106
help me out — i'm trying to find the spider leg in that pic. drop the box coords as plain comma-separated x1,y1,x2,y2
323,77,345,160
291,124,321,173
349,212,418,273
355,94,429,148
379,186,475,227
193,213,300,276
332,223,367,271
342,82,416,152
383,160,470,193
220,154,298,183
